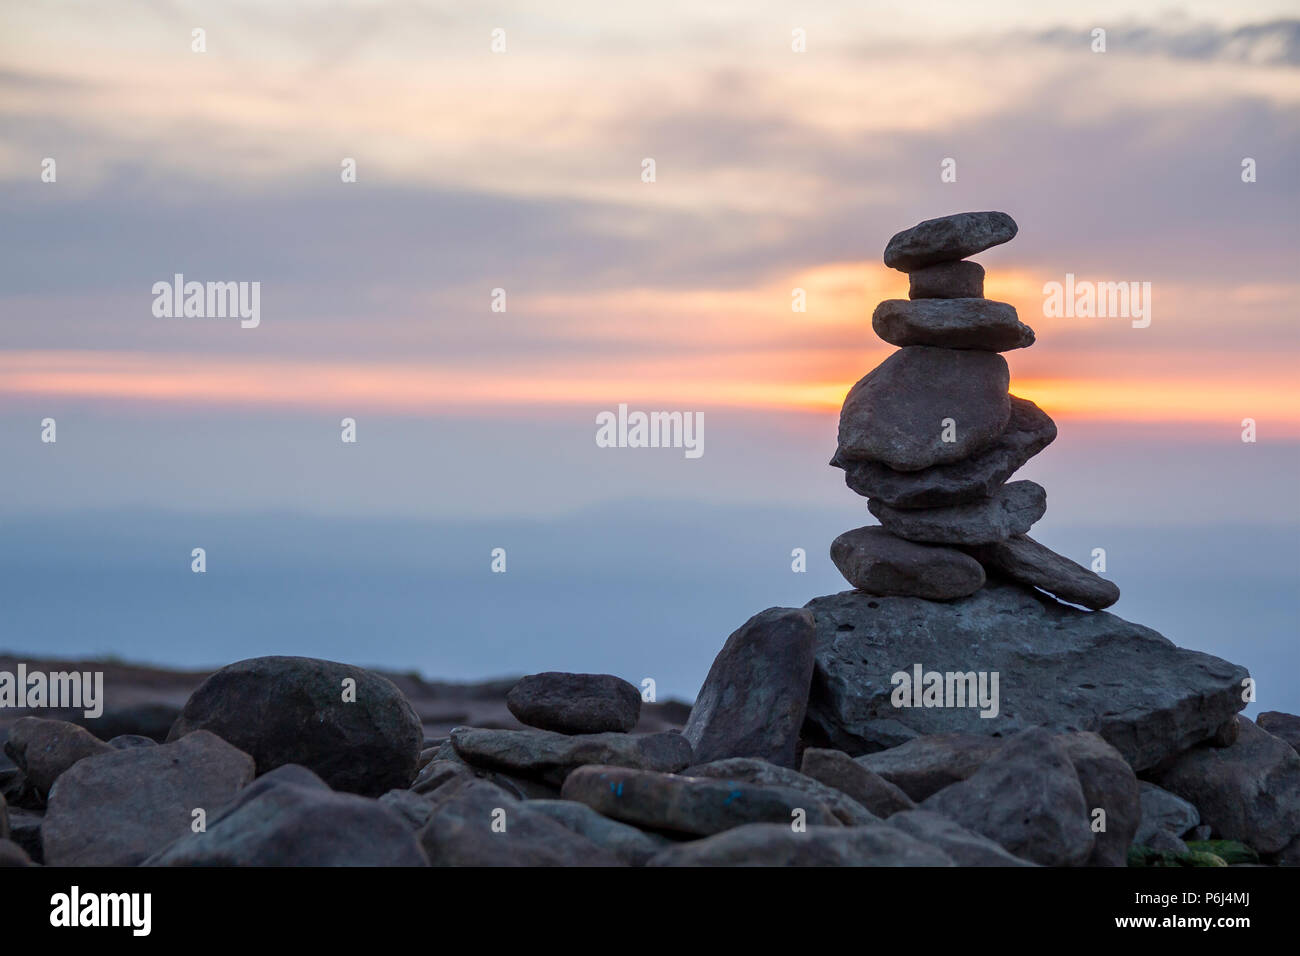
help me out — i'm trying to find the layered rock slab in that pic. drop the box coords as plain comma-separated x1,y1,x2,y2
868,479,1046,545
872,298,1034,352
802,583,1249,771
965,533,1120,609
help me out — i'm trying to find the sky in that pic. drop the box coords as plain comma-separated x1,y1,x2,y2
1,2,1297,711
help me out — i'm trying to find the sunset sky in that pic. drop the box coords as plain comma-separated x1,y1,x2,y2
1,2,1297,705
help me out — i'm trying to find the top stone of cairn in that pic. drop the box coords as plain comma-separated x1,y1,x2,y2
884,211,1018,272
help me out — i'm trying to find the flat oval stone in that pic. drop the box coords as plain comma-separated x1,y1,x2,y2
867,480,1046,545
837,347,1010,472
884,211,1018,272
909,260,985,299
872,298,1035,352
964,534,1120,610
506,672,641,734
830,526,985,600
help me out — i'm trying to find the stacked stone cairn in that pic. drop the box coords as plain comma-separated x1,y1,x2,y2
829,210,1120,610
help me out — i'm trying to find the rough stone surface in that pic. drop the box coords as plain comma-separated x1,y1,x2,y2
561,765,840,837
378,789,436,830
834,396,1056,509
836,347,1010,472
683,607,816,769
1058,731,1139,867
854,734,1006,801
800,747,916,817
0,838,33,866
683,757,880,826
884,211,1019,271
419,778,620,866
1149,718,1300,854
647,822,955,866
44,730,255,866
1258,711,1300,754
528,799,671,865
922,728,1093,866
450,727,693,787
1136,782,1201,845
506,672,641,735
830,526,984,600
886,810,1036,866
167,656,423,796
966,534,1120,610
804,583,1248,771
4,718,112,798
108,734,158,750
868,480,1046,545
909,260,985,299
147,764,429,866
873,298,1034,351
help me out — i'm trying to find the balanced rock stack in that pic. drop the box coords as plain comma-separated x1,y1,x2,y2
828,210,1119,611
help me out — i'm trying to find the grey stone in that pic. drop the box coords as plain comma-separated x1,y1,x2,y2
647,822,955,866
884,211,1018,271
1145,829,1190,856
837,347,1010,472
1149,718,1300,854
683,607,816,769
419,778,620,866
804,583,1248,771
168,656,423,796
834,396,1056,509
528,799,672,865
909,260,985,299
6,807,42,862
1257,711,1300,754
1136,782,1201,844
873,298,1034,351
854,734,1006,801
4,717,112,798
506,672,641,734
868,480,1046,545
561,765,841,837
147,764,429,866
922,728,1093,866
830,526,984,600
379,789,436,830
1058,731,1139,867
966,534,1120,609
0,839,33,866
800,747,916,817
108,734,158,750
450,727,692,787
682,757,879,826
411,758,475,796
44,730,255,866
886,810,1036,866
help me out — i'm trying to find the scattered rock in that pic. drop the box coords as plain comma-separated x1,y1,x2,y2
561,765,840,837
147,764,429,866
44,730,255,866
804,583,1248,770
378,789,436,830
683,607,816,769
506,672,641,734
1257,711,1300,754
528,799,672,865
854,734,1006,801
1136,782,1201,845
683,757,879,826
1057,731,1139,866
799,747,916,817
108,734,158,750
4,717,112,798
1144,829,1190,856
648,822,955,866
883,211,1018,271
410,758,476,796
450,727,693,787
167,656,423,796
908,260,984,299
868,480,1046,545
836,347,1010,472
834,396,1056,509
886,810,1036,866
922,728,1094,866
965,534,1119,609
873,298,1034,351
1149,717,1300,854
419,778,620,866
830,526,985,600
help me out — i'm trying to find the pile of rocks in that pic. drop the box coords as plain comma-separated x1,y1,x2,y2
829,210,1118,611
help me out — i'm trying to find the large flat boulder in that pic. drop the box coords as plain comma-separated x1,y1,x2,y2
803,584,1249,771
